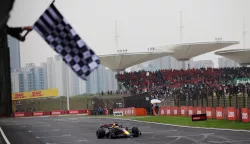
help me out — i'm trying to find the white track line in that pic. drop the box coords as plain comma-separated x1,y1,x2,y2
90,117,250,133
0,127,10,144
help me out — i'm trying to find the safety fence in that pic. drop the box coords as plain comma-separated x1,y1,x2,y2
158,106,250,123
160,93,250,108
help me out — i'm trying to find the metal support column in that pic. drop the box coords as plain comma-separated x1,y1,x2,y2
0,28,13,116
0,0,15,117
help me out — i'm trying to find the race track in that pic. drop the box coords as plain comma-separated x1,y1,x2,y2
0,115,250,144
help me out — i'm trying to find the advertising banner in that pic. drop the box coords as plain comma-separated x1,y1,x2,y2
14,112,25,117
227,107,236,121
12,88,59,100
160,107,165,116
113,108,124,116
234,78,250,85
69,110,79,114
192,114,207,121
181,106,187,116
113,111,123,116
188,106,194,116
197,107,202,114
241,108,249,123
166,106,172,116
206,107,213,119
173,106,179,116
51,110,63,115
216,107,223,120
33,112,44,116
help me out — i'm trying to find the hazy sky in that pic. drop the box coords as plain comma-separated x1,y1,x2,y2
7,0,250,68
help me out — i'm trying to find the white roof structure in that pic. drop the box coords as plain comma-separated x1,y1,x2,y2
215,49,250,65
154,41,239,61
99,50,174,72
99,41,239,72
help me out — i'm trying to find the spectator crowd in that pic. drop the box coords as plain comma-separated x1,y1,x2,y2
116,67,250,105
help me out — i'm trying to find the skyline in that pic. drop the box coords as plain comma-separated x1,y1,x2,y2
7,0,250,68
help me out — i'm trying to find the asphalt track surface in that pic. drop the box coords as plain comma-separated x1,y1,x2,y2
0,115,250,144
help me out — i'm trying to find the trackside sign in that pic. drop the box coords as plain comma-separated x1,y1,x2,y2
234,78,250,85
113,111,123,116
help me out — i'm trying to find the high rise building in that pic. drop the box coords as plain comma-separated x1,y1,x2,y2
78,79,86,95
46,57,55,88
218,58,240,68
11,69,23,93
22,63,36,92
11,63,48,93
8,36,21,71
40,62,48,90
47,55,85,96
86,65,118,94
53,55,68,96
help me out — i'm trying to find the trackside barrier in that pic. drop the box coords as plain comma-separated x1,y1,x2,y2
68,110,87,114
33,111,44,116
113,107,147,116
51,110,65,115
14,112,25,117
12,109,88,117
158,106,250,123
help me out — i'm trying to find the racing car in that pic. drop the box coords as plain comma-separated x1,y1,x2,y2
96,122,142,139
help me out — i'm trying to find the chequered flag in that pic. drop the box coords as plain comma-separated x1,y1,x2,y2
33,3,100,80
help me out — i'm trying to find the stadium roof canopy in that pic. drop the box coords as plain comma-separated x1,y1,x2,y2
215,49,250,65
154,41,239,61
99,41,239,72
99,50,174,72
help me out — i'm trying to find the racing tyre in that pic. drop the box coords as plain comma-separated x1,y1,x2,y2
108,129,115,139
96,128,105,139
132,127,140,137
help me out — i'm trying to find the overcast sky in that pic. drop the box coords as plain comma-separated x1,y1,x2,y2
7,0,250,68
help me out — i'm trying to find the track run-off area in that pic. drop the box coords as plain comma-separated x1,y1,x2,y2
0,115,250,144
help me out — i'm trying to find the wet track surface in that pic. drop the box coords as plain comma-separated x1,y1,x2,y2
0,115,250,144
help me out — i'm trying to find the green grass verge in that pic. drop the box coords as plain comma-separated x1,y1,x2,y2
90,115,250,130
133,116,250,130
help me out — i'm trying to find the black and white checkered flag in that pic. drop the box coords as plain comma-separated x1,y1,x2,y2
33,3,100,80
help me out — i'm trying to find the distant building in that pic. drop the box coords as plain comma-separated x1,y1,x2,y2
86,65,117,94
11,69,23,93
46,55,86,96
11,63,47,92
190,60,214,69
46,57,55,89
218,57,240,68
8,36,21,71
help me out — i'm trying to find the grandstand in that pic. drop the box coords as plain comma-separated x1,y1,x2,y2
116,67,250,108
